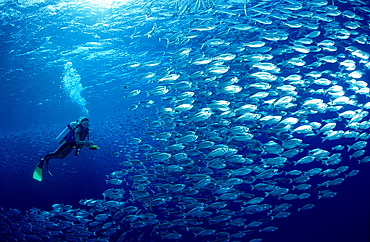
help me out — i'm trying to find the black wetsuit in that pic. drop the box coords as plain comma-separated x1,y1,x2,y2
43,125,89,162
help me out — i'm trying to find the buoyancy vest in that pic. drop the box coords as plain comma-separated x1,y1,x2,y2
66,124,89,144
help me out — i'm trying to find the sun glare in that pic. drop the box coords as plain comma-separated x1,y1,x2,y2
85,0,131,8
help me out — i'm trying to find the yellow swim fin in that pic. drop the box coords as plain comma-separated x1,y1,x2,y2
33,161,43,181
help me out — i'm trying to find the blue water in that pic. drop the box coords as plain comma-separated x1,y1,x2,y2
1,0,370,241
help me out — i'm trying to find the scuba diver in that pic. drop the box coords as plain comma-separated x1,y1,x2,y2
33,117,99,181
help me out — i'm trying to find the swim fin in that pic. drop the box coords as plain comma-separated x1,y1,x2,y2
33,161,44,181
45,160,53,177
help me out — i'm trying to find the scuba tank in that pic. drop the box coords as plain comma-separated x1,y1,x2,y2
55,121,78,144
56,127,69,144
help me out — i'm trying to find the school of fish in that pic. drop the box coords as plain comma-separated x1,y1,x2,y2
1,0,370,241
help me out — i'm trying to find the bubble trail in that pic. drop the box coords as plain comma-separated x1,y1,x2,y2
62,61,89,115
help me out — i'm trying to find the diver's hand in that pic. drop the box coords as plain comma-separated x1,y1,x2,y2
85,141,94,146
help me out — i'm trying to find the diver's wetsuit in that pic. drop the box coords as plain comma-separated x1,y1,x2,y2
42,125,89,163
43,141,75,161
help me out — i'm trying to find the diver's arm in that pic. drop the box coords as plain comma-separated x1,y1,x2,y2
74,127,93,146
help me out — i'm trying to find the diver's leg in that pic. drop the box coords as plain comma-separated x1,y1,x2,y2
36,158,45,168
43,143,74,176
43,143,74,162
54,144,74,159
